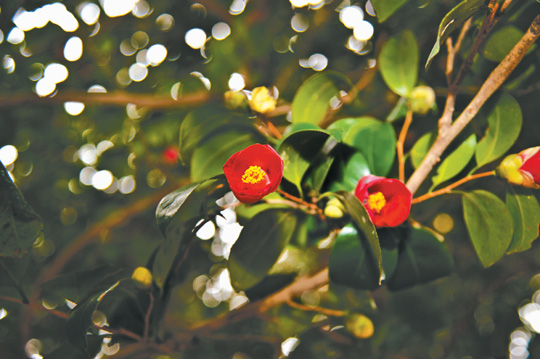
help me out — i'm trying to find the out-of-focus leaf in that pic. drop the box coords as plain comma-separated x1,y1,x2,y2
378,31,418,97
228,209,297,291
326,118,360,141
65,281,120,353
329,225,380,290
483,25,536,62
370,0,409,22
410,131,436,169
190,131,260,182
178,106,254,164
462,190,513,267
432,134,477,187
337,191,382,280
387,228,453,290
291,72,351,126
505,186,540,254
386,97,408,122
343,117,396,176
278,129,332,195
329,152,370,192
425,0,485,69
0,162,43,257
475,92,522,167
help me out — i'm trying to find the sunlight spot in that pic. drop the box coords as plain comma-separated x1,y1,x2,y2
64,36,83,61
102,0,138,18
290,0,308,7
291,14,309,33
340,6,364,29
191,71,211,90
102,342,121,356
25,339,42,358
228,73,245,91
78,2,100,25
92,170,113,190
118,175,136,194
120,39,136,56
185,28,207,49
353,20,374,41
229,294,249,310
129,63,148,82
146,44,167,66
0,145,18,166
64,101,85,116
365,1,376,17
212,22,231,40
79,143,97,165
146,169,166,188
519,302,540,333
299,53,328,71
116,68,132,87
35,78,56,97
79,167,96,185
136,49,149,66
0,30,4,44
44,63,68,83
156,13,174,31
7,27,24,44
131,30,149,49
170,82,181,100
346,35,367,54
229,0,247,15
281,337,300,356
97,140,114,155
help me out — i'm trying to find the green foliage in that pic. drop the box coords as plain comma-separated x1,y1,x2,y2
432,134,477,188
505,186,540,254
483,25,536,62
370,0,409,23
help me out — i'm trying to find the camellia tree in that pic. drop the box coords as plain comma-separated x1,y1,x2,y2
1,0,540,358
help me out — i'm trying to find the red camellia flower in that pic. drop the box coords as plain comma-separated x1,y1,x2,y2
497,146,540,189
354,175,412,227
162,146,179,164
223,144,283,204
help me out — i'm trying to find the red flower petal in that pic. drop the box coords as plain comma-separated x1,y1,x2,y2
223,144,283,204
519,147,540,184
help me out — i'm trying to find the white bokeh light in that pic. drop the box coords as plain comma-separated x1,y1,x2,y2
0,145,18,166
291,14,309,33
79,143,97,165
340,6,364,29
92,170,113,190
118,175,136,194
64,101,85,116
64,36,83,61
156,14,174,31
353,20,374,41
228,73,245,91
185,28,207,49
128,63,148,82
44,63,69,84
79,166,96,186
7,27,24,44
212,22,231,40
78,2,101,25
35,78,56,97
146,44,167,66
196,221,216,240
102,0,139,18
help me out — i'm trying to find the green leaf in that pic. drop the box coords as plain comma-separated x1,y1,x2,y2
505,186,540,254
483,25,536,62
432,134,477,187
326,118,360,142
0,162,43,258
329,152,370,192
228,209,297,291
462,190,514,267
329,225,381,290
190,131,260,182
475,92,522,167
343,117,396,176
278,129,332,195
337,191,383,281
410,131,436,169
65,281,120,353
370,0,409,22
425,0,485,69
387,228,453,291
291,72,351,126
178,106,254,164
378,31,418,97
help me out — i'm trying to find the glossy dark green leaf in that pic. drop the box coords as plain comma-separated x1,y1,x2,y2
228,209,297,291
432,134,476,187
337,191,383,280
65,281,120,353
329,225,380,290
410,131,436,169
178,106,254,164
343,117,396,176
329,152,370,192
190,131,259,182
475,92,522,167
378,31,418,97
0,162,43,258
370,0,409,22
291,72,351,125
505,186,540,254
483,25,536,62
326,118,360,141
425,0,485,69
462,190,513,267
278,129,332,194
387,228,453,290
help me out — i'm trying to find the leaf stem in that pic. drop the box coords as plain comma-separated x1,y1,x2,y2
143,292,154,341
276,189,325,220
397,110,413,183
412,171,494,204
286,299,345,317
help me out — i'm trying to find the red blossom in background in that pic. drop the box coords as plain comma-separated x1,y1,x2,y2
162,146,179,164
355,175,412,227
497,146,540,189
223,144,283,204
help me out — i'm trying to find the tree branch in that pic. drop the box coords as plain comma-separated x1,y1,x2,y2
406,14,540,194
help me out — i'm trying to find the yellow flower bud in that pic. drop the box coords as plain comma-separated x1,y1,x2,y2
249,86,277,114
324,198,345,218
131,266,153,290
224,90,248,110
496,153,524,186
345,313,374,339
409,86,436,115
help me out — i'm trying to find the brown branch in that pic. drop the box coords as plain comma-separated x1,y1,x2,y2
407,15,540,194
0,91,210,109
397,110,413,182
286,299,345,317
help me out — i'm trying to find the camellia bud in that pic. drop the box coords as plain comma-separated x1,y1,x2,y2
324,197,345,218
409,85,436,115
249,86,277,114
345,313,374,339
496,147,540,189
131,266,153,290
224,90,248,110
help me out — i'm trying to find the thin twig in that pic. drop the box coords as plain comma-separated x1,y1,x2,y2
407,15,540,194
397,110,413,182
143,292,154,341
286,299,345,317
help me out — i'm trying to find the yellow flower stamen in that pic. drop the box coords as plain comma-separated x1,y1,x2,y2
242,165,266,184
367,192,386,214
